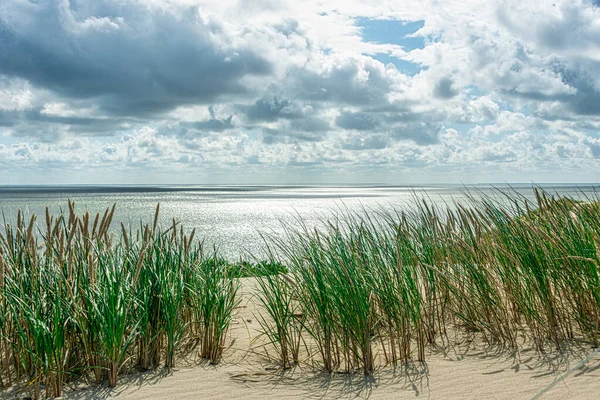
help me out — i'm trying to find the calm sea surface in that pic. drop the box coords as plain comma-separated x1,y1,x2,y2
0,184,597,260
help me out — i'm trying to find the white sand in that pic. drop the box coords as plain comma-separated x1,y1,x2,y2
54,279,600,399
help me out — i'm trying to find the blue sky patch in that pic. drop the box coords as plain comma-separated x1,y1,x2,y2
371,53,423,76
357,18,425,75
357,18,426,50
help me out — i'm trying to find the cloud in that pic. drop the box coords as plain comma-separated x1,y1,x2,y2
336,111,380,131
0,0,271,116
287,56,393,105
433,77,458,99
492,2,600,115
391,122,442,145
244,97,304,121
0,76,33,111
183,117,235,133
340,132,389,150
1,0,600,183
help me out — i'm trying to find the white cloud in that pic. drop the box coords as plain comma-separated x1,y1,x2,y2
0,0,599,183
0,77,34,111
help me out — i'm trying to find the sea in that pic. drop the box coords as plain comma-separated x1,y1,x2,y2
0,184,597,260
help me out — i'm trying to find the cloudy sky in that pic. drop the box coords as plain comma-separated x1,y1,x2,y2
0,0,599,184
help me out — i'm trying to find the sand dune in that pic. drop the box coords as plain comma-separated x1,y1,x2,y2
44,279,600,399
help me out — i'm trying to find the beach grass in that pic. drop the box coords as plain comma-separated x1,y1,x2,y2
0,187,599,397
257,188,600,374
0,203,239,398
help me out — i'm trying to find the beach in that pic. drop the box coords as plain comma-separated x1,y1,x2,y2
1,186,600,399
3,0,600,397
60,278,600,400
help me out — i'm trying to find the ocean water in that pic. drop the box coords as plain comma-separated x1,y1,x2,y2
0,184,597,260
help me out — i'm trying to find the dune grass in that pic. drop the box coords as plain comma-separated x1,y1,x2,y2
0,187,599,397
256,188,600,374
0,202,239,398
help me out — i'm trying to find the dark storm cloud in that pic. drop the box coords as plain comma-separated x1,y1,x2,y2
0,1,271,117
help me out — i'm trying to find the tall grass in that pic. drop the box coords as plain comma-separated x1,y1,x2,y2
0,202,238,398
1,187,599,395
255,269,303,369
258,188,600,374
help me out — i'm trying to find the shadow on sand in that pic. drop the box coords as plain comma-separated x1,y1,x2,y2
4,340,598,399
229,339,599,400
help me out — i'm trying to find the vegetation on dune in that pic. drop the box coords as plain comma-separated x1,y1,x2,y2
0,187,599,397
256,188,600,374
0,203,239,398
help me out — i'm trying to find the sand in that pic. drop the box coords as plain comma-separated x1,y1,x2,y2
27,279,600,399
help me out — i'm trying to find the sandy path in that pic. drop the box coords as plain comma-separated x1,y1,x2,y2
57,278,600,399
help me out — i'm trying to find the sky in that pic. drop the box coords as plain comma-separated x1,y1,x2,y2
0,0,599,185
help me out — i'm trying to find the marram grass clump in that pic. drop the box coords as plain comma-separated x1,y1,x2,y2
257,188,600,374
0,202,239,399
